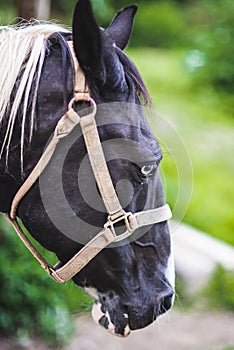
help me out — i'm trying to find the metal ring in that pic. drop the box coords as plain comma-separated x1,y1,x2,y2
68,97,76,110
68,96,97,117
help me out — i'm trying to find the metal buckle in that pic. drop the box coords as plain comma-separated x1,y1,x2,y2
104,211,134,242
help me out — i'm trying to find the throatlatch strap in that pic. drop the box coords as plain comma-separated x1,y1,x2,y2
10,108,80,219
6,215,52,273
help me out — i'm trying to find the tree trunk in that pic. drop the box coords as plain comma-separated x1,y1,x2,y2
36,0,51,20
17,0,51,21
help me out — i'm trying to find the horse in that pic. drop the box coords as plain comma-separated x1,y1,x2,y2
0,0,175,337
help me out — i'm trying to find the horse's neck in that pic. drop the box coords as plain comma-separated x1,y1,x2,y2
0,138,23,212
0,173,19,212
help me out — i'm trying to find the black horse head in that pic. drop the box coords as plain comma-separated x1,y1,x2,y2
0,0,174,336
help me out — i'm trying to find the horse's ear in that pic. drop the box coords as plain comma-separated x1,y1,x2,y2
105,5,138,50
72,0,103,78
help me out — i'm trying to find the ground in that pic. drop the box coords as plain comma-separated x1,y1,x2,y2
1,310,234,350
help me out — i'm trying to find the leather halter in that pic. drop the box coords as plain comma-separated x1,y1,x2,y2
6,41,172,284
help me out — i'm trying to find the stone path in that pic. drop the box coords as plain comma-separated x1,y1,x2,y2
1,310,233,350
65,310,234,350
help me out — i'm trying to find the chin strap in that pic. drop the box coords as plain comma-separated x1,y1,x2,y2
6,41,172,284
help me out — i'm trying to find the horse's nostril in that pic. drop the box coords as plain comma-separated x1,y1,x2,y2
159,292,174,315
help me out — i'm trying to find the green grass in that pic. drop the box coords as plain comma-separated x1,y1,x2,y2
128,48,234,246
203,265,234,312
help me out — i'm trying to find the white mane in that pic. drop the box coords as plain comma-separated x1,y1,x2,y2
0,22,69,172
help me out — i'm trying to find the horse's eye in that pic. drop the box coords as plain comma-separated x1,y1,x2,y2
141,164,156,177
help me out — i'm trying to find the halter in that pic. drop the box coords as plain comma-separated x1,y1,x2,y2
6,41,172,284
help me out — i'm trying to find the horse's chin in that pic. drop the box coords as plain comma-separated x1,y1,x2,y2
91,301,131,337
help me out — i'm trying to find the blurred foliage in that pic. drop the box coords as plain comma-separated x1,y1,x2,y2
0,216,93,345
128,47,234,246
184,0,234,96
51,0,189,48
0,0,16,24
203,265,234,311
131,2,188,48
175,265,234,315
50,0,115,25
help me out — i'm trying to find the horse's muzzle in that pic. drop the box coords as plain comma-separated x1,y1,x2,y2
127,290,174,330
91,288,174,336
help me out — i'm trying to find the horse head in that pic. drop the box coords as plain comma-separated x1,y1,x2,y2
0,0,174,337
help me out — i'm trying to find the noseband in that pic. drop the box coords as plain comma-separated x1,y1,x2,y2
6,41,172,284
